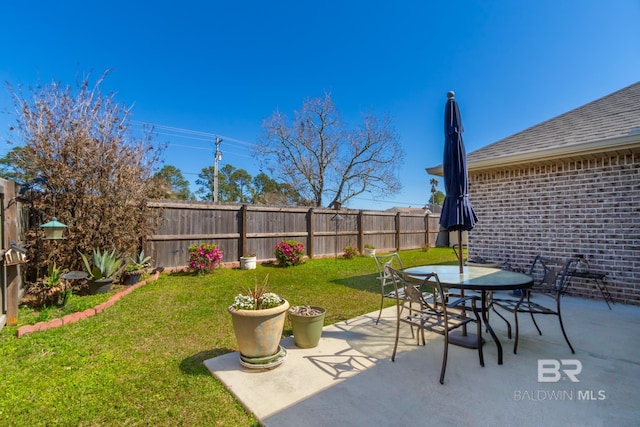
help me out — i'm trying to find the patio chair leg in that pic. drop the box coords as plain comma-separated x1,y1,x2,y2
391,310,401,362
530,312,543,335
492,306,512,339
376,294,384,324
513,312,520,354
557,304,575,354
440,333,449,385
476,318,485,367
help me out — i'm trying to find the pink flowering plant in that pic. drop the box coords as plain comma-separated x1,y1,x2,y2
188,243,223,274
274,240,305,267
342,245,358,260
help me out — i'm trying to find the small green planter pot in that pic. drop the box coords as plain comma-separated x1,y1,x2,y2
288,306,327,348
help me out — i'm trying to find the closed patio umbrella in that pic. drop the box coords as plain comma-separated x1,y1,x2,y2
440,91,477,273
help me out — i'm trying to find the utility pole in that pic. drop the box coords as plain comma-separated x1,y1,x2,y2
213,137,223,203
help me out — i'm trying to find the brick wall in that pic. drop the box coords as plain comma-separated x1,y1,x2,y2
468,153,639,305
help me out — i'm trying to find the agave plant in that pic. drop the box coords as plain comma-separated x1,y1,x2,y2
126,250,152,272
80,248,123,280
43,263,63,288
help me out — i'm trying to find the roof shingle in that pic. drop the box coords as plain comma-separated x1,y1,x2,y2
467,81,640,163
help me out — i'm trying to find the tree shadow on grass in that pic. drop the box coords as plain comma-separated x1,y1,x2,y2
331,273,380,293
180,348,235,376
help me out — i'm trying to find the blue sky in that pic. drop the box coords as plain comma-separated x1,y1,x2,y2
1,1,639,210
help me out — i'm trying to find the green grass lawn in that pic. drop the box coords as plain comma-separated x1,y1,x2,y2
0,248,458,426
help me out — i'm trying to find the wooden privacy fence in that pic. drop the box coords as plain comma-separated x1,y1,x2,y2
145,201,441,269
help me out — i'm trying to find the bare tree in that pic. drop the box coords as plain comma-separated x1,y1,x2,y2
256,93,403,207
7,70,164,274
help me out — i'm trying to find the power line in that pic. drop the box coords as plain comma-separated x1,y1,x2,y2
349,196,426,207
164,143,253,160
166,143,213,151
154,132,214,143
132,120,256,147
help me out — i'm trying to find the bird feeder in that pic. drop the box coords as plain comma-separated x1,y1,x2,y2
40,217,68,240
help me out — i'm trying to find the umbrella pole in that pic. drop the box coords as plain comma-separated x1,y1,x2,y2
449,228,482,347
458,229,466,335
458,230,463,273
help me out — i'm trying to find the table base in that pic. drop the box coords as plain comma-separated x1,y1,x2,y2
449,330,484,349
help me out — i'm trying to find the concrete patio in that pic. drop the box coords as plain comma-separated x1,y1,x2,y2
205,295,640,426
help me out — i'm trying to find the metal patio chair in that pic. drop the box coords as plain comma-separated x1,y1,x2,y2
388,267,484,384
491,255,575,354
564,254,614,309
373,252,432,324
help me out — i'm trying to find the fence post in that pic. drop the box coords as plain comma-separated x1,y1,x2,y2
2,179,22,326
240,204,248,258
357,210,364,253
308,207,314,258
425,213,430,249
395,212,401,251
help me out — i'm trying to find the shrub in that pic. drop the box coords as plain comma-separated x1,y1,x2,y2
342,245,358,259
8,71,163,279
274,240,305,267
188,243,223,274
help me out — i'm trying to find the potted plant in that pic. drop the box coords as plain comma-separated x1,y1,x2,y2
43,263,70,306
22,263,70,308
80,248,123,294
274,240,305,267
122,250,152,285
239,251,257,270
228,275,289,369
288,305,327,348
364,243,376,257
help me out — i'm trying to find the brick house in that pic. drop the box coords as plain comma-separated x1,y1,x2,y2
428,82,640,304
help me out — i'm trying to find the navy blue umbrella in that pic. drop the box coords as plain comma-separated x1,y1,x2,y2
440,91,477,273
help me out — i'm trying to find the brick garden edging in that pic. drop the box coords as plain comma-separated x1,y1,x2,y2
15,271,161,338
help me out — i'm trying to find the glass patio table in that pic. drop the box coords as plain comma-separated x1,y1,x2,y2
403,265,533,365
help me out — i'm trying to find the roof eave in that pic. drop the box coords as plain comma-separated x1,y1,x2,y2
426,133,640,176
